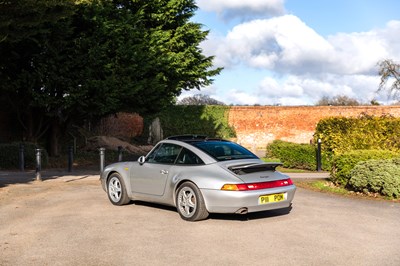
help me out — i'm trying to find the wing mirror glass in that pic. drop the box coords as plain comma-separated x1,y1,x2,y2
138,156,146,165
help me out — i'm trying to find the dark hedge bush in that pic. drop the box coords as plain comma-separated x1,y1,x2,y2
266,140,330,171
331,149,399,186
0,143,48,169
349,158,400,198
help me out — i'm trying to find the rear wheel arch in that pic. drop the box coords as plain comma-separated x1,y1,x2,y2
174,179,211,205
174,179,199,204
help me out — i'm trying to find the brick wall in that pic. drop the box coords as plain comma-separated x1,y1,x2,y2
3,106,400,153
228,106,400,152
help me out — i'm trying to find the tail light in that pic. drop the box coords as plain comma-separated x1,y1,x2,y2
221,178,293,191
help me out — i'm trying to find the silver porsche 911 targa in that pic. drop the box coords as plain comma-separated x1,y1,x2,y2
100,135,296,221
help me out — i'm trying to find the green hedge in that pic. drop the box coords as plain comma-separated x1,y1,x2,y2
0,143,48,169
314,114,400,154
331,149,399,186
153,105,236,139
349,158,400,198
266,140,330,171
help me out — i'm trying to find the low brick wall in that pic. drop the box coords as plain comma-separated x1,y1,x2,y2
228,106,400,153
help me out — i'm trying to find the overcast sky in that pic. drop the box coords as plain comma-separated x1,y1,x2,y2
179,0,400,106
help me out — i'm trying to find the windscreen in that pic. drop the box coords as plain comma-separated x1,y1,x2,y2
189,141,258,161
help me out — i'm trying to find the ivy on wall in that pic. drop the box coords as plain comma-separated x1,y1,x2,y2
153,105,236,139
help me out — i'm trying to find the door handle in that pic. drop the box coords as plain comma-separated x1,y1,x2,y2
160,170,169,174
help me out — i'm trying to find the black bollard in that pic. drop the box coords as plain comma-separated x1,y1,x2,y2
118,146,123,162
68,146,73,172
35,149,42,181
99,148,105,174
316,139,322,172
19,144,24,172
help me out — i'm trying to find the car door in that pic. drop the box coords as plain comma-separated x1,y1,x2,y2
131,143,181,196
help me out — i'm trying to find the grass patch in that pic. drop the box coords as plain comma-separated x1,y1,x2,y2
294,179,400,202
295,179,349,195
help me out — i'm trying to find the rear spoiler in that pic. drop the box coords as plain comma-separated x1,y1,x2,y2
229,162,283,175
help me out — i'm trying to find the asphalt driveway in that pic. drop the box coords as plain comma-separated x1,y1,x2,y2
0,170,399,265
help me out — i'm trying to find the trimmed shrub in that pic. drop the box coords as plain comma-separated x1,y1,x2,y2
349,158,400,198
314,114,400,154
0,143,48,169
331,149,399,186
266,140,330,170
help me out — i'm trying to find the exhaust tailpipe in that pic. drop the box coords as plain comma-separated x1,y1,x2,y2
235,207,248,214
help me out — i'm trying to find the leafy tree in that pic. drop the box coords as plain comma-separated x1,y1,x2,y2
316,95,360,106
0,0,76,152
378,59,400,99
0,0,221,155
178,94,225,105
0,0,74,43
370,99,380,106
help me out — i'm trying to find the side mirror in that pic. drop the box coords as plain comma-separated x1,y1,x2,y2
138,156,146,165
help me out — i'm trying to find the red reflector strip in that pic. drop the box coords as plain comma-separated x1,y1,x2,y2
223,179,293,191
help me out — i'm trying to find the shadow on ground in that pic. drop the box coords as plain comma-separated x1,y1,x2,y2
0,168,100,188
129,200,292,222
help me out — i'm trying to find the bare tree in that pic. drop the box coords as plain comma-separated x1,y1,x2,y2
378,59,400,98
316,95,360,106
178,94,225,105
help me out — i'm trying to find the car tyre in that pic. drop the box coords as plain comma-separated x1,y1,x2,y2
176,182,209,221
107,173,130,205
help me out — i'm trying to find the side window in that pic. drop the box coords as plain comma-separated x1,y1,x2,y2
146,143,182,164
176,148,204,165
146,144,162,163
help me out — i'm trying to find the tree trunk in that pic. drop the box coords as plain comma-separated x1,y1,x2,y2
50,119,61,156
25,111,33,141
20,108,49,143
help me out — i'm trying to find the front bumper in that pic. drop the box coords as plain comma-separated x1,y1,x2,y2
100,173,107,192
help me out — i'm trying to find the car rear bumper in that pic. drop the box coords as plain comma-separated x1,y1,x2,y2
200,185,296,214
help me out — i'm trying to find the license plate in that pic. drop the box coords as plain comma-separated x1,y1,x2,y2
258,193,286,204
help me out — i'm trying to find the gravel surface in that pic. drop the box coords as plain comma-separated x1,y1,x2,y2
1,171,399,265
